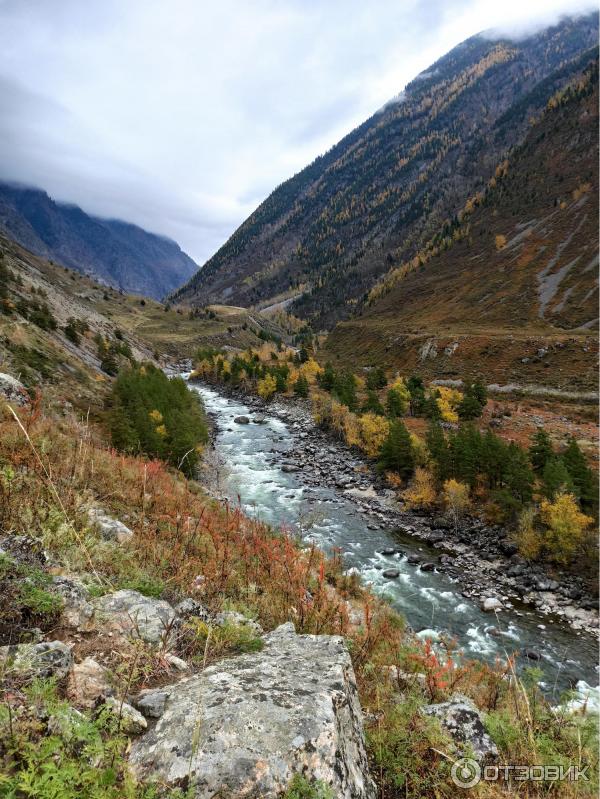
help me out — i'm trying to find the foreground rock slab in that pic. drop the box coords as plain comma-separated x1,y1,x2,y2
129,622,376,798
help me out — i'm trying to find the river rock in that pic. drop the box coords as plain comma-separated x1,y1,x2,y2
92,589,176,644
382,569,400,579
420,562,435,572
522,649,541,661
234,416,250,424
423,694,498,762
535,578,559,592
253,415,267,424
0,640,73,680
129,622,376,798
88,508,134,544
481,597,504,612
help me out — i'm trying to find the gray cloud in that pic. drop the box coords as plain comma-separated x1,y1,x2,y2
0,0,596,264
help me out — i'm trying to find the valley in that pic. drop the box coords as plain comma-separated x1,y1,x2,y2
0,7,598,798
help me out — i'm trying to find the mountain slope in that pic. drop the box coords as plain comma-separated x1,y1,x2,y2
174,13,598,328
321,61,599,391
0,184,199,299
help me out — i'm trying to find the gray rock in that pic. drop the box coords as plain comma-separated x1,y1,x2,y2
233,416,250,424
481,597,504,612
88,508,134,544
105,697,148,734
423,695,498,762
252,415,267,424
92,590,176,644
535,579,559,592
175,598,211,622
129,622,376,798
53,576,94,629
382,569,400,579
213,610,263,636
420,562,435,572
0,372,28,406
281,464,300,473
522,649,541,661
67,657,113,707
135,689,171,718
0,641,73,680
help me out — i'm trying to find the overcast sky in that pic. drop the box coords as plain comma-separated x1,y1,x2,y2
0,0,596,264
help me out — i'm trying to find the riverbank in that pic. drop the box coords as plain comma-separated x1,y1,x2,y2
189,375,599,641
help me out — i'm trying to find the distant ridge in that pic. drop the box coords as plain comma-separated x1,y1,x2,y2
0,183,198,299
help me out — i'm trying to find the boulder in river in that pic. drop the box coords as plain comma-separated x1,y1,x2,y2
233,415,250,424
129,622,376,798
382,569,400,579
481,597,504,612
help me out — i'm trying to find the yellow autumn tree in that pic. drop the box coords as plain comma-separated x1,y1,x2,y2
409,433,428,466
539,492,593,565
359,413,390,458
300,358,322,384
387,377,411,417
516,506,542,560
436,386,463,424
443,478,470,531
404,467,437,508
495,233,507,250
257,374,277,400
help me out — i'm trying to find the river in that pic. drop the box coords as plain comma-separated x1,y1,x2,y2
189,381,599,704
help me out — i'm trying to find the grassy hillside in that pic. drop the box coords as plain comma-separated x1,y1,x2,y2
0,235,283,411
173,15,598,329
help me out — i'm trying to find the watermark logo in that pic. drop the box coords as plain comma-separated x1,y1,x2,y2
451,758,481,789
451,758,589,788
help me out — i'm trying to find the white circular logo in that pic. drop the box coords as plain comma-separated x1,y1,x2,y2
451,758,482,789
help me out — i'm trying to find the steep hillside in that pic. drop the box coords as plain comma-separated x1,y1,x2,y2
174,14,598,328
0,183,198,299
0,236,278,409
322,62,599,391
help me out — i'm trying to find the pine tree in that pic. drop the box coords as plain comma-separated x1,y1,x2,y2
503,442,534,504
423,391,442,421
426,422,448,481
529,428,554,473
457,392,483,420
378,420,414,479
562,438,597,514
293,374,309,398
542,457,574,499
407,375,426,416
361,390,384,415
366,366,387,390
